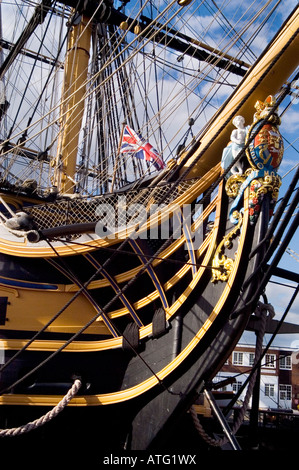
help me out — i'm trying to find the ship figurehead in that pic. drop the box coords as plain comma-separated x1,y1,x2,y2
213,96,283,283
223,95,282,226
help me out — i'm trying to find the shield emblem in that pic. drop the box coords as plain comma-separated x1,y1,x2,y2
246,121,284,171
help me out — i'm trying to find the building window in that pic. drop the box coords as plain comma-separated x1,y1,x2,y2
232,381,242,393
249,353,255,366
263,354,276,368
279,356,292,370
279,384,292,401
233,352,243,365
265,383,275,397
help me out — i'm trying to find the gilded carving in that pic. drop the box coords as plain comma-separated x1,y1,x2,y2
211,211,243,282
221,95,283,225
248,173,281,224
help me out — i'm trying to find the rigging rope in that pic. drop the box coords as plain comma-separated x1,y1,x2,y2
285,244,299,262
0,0,255,191
190,301,270,448
0,0,185,191
0,378,81,437
1,1,294,195
225,284,299,413
161,29,299,244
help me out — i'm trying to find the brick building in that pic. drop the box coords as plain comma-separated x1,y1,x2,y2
214,343,297,410
292,349,299,410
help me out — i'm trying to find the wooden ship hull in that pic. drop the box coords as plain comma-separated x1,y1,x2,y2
0,0,298,451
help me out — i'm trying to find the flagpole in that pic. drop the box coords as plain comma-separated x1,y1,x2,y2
111,122,126,192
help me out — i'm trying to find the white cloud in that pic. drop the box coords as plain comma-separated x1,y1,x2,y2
280,110,299,135
265,281,299,319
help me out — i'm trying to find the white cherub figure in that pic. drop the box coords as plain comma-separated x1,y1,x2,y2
221,115,247,176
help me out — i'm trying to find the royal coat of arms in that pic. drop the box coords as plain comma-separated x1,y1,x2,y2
245,95,284,171
246,121,284,171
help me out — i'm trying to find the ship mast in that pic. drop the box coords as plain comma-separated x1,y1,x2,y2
52,0,251,195
54,12,92,194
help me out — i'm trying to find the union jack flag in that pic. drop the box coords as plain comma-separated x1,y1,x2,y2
120,125,165,170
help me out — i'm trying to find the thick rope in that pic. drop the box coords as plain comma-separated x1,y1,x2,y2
191,302,270,447
0,379,81,438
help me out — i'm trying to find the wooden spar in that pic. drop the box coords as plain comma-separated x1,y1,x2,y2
54,14,92,193
111,122,126,192
180,6,299,179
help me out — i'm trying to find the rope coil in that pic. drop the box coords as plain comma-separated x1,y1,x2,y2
0,379,81,438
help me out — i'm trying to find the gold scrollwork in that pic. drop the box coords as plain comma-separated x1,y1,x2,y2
225,169,253,198
248,173,281,224
211,211,243,282
225,174,245,198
